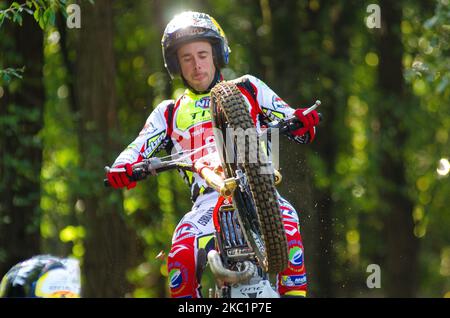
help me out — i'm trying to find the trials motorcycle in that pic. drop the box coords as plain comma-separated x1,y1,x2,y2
105,81,321,298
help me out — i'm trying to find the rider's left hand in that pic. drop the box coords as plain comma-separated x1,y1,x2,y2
292,108,320,142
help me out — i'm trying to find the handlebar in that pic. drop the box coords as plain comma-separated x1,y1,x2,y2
266,100,323,134
103,158,192,187
104,100,323,188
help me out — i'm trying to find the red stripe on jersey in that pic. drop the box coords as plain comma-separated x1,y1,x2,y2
165,97,182,138
237,84,261,125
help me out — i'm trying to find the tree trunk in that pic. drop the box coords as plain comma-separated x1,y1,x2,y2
148,0,171,298
267,0,321,297
376,0,419,297
0,3,44,276
311,1,357,297
74,0,138,297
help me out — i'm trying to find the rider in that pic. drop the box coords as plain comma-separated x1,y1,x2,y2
106,11,319,298
0,255,81,298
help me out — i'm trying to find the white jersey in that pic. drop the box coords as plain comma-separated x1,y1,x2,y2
113,75,311,201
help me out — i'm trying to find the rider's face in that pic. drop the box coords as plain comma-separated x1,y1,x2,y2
177,40,216,92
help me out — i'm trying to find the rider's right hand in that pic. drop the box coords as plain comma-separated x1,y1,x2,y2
106,163,136,190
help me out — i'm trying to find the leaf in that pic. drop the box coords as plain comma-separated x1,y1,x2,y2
33,7,40,22
38,16,45,29
13,11,23,25
48,9,55,26
11,2,21,10
43,7,50,25
2,73,11,82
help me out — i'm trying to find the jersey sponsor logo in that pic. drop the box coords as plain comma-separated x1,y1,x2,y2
281,206,299,223
281,274,307,287
139,122,157,136
169,268,183,289
261,106,285,119
173,222,202,242
191,110,208,120
284,223,299,237
272,95,288,109
197,208,214,226
168,245,189,258
289,246,304,267
168,261,190,296
143,132,165,158
195,96,210,109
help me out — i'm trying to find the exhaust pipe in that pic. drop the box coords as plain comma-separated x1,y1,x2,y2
207,250,256,284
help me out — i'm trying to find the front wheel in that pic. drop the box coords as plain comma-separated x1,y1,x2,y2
210,81,288,273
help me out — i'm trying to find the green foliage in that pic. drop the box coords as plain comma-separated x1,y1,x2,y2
0,66,25,83
2,0,448,297
0,0,67,29
0,0,69,83
401,0,450,296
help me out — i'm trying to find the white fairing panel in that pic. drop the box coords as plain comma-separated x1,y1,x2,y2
230,279,279,298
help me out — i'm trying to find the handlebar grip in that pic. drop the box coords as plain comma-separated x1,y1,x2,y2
104,166,112,187
103,174,141,188
104,167,149,188
288,112,322,131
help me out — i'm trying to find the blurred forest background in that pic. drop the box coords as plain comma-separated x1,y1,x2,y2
0,0,449,297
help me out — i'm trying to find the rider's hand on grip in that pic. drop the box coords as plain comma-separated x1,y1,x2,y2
292,108,320,142
106,163,137,190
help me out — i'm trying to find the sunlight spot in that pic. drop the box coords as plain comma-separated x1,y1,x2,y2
437,158,449,176
57,85,68,99
365,52,379,67
48,31,60,45
346,230,360,244
416,176,430,192
414,224,427,238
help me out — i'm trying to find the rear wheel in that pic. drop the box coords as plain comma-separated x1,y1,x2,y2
210,81,288,273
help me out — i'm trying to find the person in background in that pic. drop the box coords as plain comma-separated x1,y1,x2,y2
0,254,81,298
